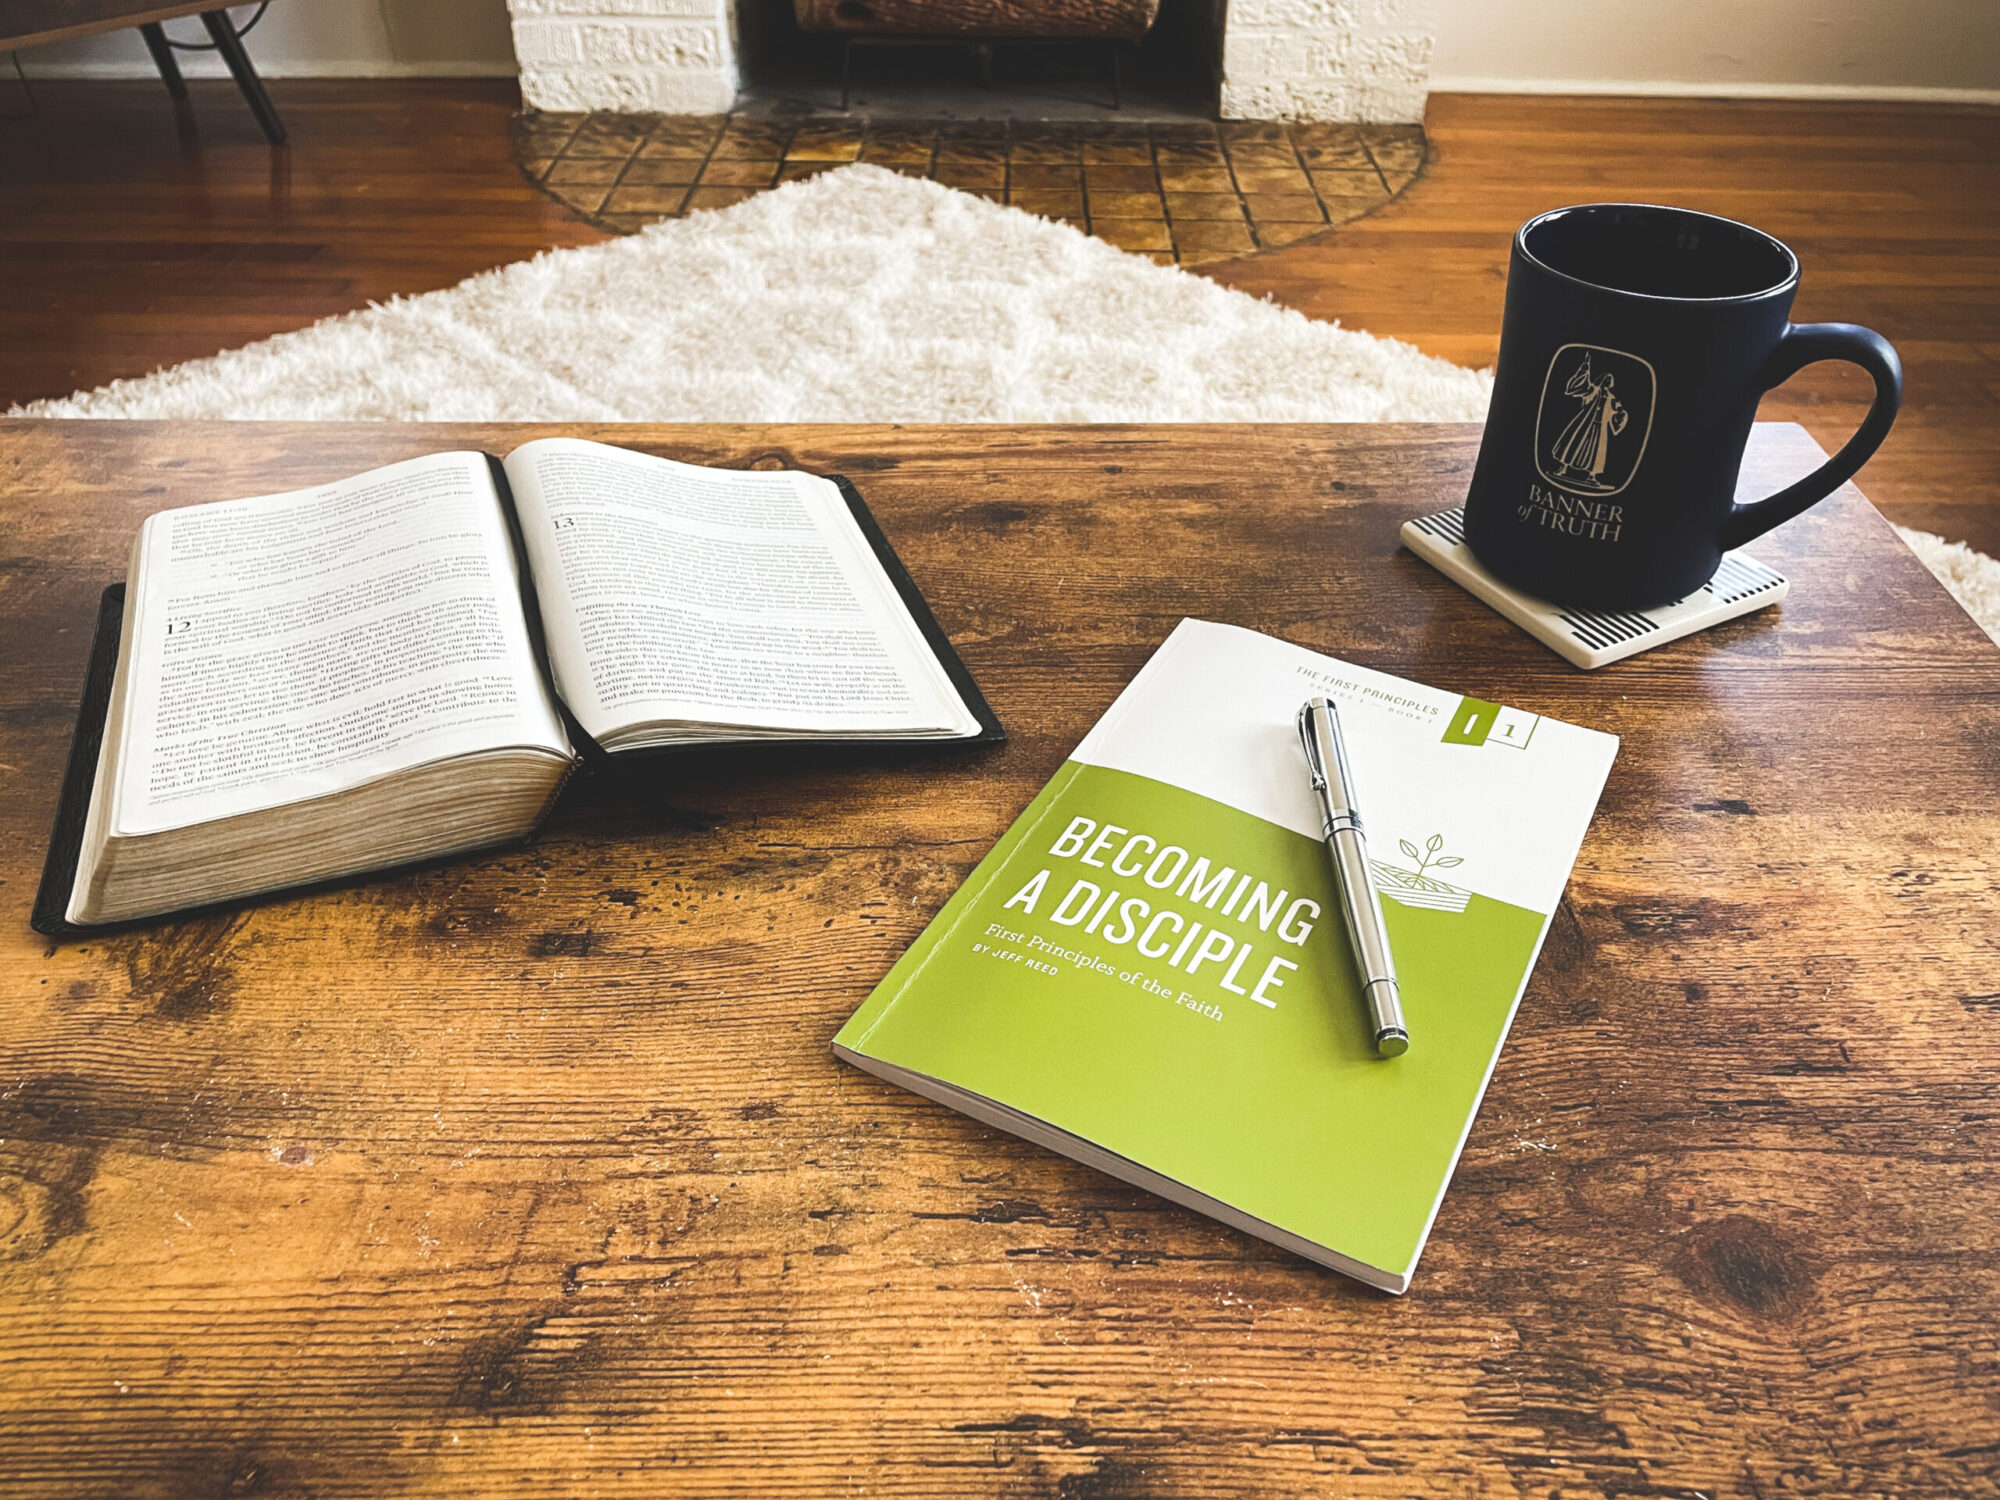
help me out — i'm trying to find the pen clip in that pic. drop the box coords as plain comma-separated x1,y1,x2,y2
1296,699,1330,792
1299,696,1362,835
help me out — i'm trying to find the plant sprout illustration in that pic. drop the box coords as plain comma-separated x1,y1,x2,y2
1372,834,1472,913
1398,834,1462,883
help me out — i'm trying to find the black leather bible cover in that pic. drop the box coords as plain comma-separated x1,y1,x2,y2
32,584,125,937
829,474,1006,747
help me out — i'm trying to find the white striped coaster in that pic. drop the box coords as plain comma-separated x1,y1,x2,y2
1400,506,1789,670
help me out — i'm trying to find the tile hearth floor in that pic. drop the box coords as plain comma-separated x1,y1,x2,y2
514,115,1426,266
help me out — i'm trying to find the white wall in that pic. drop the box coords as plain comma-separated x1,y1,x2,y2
1431,0,2000,103
14,0,518,78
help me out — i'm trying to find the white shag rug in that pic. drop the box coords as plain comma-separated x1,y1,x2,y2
13,163,1995,642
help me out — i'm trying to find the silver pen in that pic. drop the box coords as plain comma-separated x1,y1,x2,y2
1298,697,1409,1058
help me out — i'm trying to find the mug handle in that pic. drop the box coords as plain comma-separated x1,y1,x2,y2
1717,323,1903,550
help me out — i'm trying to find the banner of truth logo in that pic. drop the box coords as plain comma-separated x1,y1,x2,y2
1534,343,1656,497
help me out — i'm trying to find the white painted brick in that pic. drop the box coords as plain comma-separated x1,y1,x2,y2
519,20,722,67
520,63,737,112
1223,78,1345,120
1223,15,1430,123
1224,31,1356,82
509,0,735,115
629,66,738,110
1222,70,1426,123
510,19,587,65
629,21,725,66
510,0,717,15
1357,0,1436,33
1225,0,1353,34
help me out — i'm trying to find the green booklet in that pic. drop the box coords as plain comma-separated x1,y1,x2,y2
834,620,1618,1292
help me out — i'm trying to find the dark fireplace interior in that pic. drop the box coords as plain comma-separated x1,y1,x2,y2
735,0,1224,120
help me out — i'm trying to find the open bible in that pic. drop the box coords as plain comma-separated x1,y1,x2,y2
35,439,1000,932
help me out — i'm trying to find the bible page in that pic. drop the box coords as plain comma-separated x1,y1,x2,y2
501,439,979,742
106,451,573,837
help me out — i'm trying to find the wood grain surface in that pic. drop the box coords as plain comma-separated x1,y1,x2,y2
1,419,1997,1498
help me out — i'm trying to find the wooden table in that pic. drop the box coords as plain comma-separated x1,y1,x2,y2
2,420,1997,1497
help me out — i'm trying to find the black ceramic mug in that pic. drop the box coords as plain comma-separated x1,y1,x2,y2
1463,203,1902,609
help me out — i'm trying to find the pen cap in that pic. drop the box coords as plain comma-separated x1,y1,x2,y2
1299,698,1361,819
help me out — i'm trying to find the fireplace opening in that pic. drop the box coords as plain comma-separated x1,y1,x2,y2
735,0,1223,119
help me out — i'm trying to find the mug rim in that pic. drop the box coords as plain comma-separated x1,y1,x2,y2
1516,202,1802,305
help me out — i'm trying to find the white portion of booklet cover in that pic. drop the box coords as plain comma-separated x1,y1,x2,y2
1073,620,1619,918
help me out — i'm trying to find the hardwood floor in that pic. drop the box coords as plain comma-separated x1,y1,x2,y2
2,81,1995,553
0,81,601,407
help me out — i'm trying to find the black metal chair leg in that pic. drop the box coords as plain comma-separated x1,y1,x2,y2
139,23,188,101
199,8,286,145
1109,41,1121,110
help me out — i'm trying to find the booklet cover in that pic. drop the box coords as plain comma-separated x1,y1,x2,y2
834,619,1619,1292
